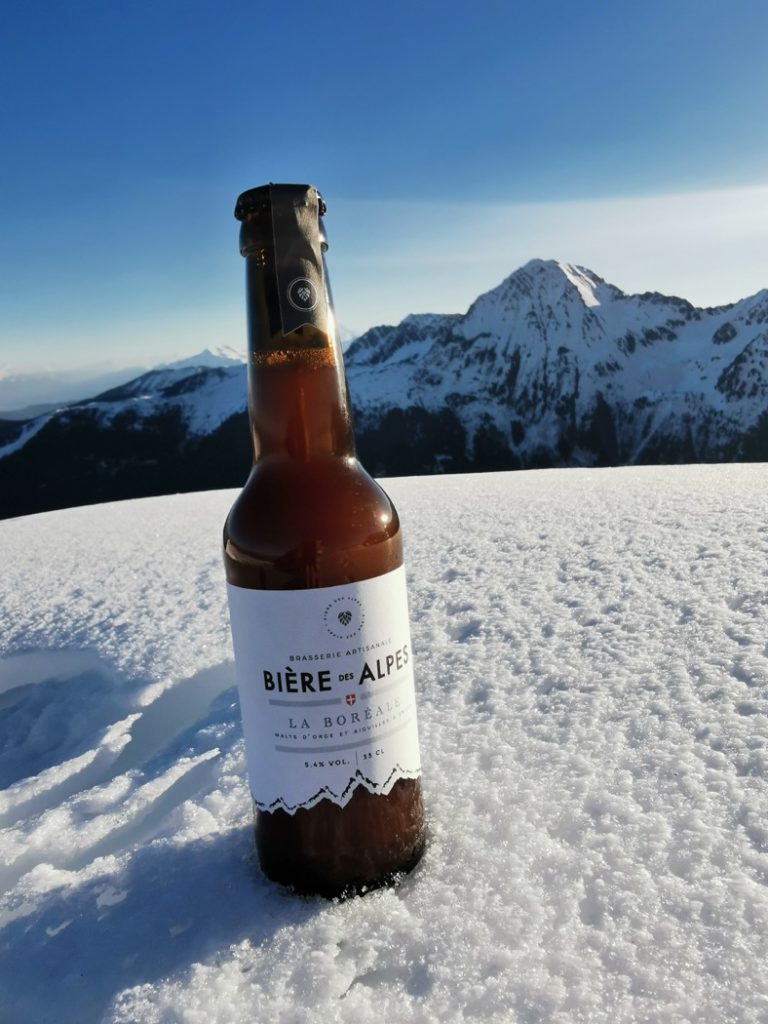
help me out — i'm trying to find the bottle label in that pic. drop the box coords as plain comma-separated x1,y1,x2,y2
226,566,422,814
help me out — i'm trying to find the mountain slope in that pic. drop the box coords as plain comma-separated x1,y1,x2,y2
0,363,250,517
345,259,768,471
2,260,767,517
0,364,148,418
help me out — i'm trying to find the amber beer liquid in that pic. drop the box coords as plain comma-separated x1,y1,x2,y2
224,183,425,897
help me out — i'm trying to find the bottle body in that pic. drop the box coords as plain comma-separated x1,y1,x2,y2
224,184,425,897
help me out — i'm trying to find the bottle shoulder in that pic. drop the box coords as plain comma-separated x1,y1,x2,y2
224,456,402,589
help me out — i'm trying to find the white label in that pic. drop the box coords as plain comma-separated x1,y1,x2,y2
227,566,421,814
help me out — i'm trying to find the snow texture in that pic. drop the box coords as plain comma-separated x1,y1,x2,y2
1,465,768,1023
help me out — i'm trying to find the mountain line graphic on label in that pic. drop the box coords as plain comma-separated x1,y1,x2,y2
254,764,422,813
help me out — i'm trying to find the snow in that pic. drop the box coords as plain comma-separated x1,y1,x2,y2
0,412,53,456
1,465,768,1023
558,261,601,307
77,364,247,438
160,347,247,372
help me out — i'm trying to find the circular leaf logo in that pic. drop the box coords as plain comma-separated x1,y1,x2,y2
324,596,364,640
287,277,319,312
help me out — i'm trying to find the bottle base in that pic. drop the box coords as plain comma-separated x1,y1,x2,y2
252,777,426,899
259,833,427,900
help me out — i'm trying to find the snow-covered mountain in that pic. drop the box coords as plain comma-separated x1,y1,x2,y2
344,259,768,471
0,349,245,421
0,364,148,419
0,359,251,518
2,259,767,518
158,346,246,372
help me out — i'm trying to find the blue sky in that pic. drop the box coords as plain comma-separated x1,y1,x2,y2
1,0,767,373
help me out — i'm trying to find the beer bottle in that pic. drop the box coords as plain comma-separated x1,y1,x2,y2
224,183,425,897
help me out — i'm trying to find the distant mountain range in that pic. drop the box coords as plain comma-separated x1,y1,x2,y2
0,364,149,420
2,260,767,518
0,346,247,420
156,346,246,372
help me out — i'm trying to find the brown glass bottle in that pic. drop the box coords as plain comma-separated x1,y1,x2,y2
224,184,425,898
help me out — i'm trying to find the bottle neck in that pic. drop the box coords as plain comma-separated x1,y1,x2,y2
237,185,356,463
243,250,356,463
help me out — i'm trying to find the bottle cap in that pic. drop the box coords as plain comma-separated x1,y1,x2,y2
235,183,326,221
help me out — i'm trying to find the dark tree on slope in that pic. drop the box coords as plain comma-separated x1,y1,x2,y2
741,410,768,462
472,416,520,471
582,394,620,466
189,412,251,489
356,406,468,476
0,410,252,519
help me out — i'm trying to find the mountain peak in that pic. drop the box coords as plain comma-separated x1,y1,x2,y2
518,257,560,273
399,312,458,329
511,259,604,307
162,346,246,371
463,259,611,326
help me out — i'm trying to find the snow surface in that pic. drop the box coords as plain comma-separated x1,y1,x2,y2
557,263,601,308
1,465,768,1023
